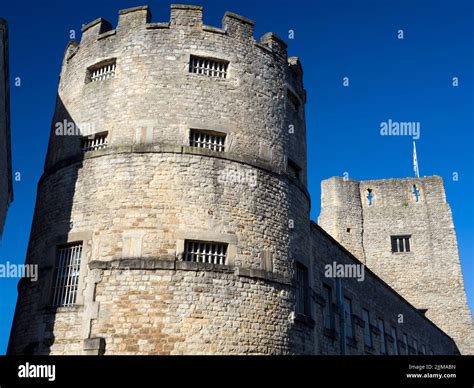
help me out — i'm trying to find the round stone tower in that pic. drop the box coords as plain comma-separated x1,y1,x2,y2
8,5,313,355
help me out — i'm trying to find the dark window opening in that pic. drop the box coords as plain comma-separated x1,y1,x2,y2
189,55,229,78
184,240,228,265
86,58,116,83
287,89,300,111
82,132,108,152
189,129,226,152
323,284,334,329
391,235,411,253
287,159,302,181
412,184,420,202
343,296,355,339
296,263,309,316
51,242,83,307
367,188,374,206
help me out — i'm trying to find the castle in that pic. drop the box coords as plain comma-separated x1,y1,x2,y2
7,5,472,355
0,18,13,238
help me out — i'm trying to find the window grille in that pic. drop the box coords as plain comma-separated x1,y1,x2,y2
82,132,108,152
391,235,411,253
184,240,227,265
52,243,82,307
189,56,228,78
90,62,116,82
189,129,226,152
296,263,309,315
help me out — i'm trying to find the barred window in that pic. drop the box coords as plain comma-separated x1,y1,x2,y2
323,284,334,329
391,235,411,253
82,132,108,152
51,243,82,307
296,263,309,316
189,129,226,152
189,55,228,78
184,240,227,265
87,59,116,83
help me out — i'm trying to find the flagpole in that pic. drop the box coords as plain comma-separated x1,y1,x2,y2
413,141,420,178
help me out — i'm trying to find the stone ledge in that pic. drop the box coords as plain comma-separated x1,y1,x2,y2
234,267,291,285
146,22,170,30
98,30,116,40
89,257,175,270
87,258,292,286
171,4,203,11
203,25,226,34
223,11,255,26
119,5,149,15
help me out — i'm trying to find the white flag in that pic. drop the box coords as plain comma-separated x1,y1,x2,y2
413,141,420,178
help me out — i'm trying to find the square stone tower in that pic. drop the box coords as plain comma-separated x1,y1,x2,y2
319,176,474,354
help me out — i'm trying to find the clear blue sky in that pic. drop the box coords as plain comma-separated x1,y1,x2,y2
0,0,472,354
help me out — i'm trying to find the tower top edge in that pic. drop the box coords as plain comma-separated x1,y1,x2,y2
74,4,290,60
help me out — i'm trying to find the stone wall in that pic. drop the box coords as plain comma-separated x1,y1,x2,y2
310,223,459,355
319,176,474,354
0,18,13,238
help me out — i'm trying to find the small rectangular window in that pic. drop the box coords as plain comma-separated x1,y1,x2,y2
82,132,108,152
403,333,409,355
189,129,226,152
184,240,227,265
391,326,399,355
52,243,83,307
296,263,309,316
362,309,373,347
323,284,334,329
344,297,354,339
287,89,300,111
391,235,411,253
189,55,228,78
287,159,301,180
413,338,418,354
86,59,116,83
378,318,387,354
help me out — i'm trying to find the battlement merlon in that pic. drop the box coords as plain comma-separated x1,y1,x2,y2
75,4,290,59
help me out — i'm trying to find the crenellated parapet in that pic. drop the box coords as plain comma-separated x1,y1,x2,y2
70,5,294,68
